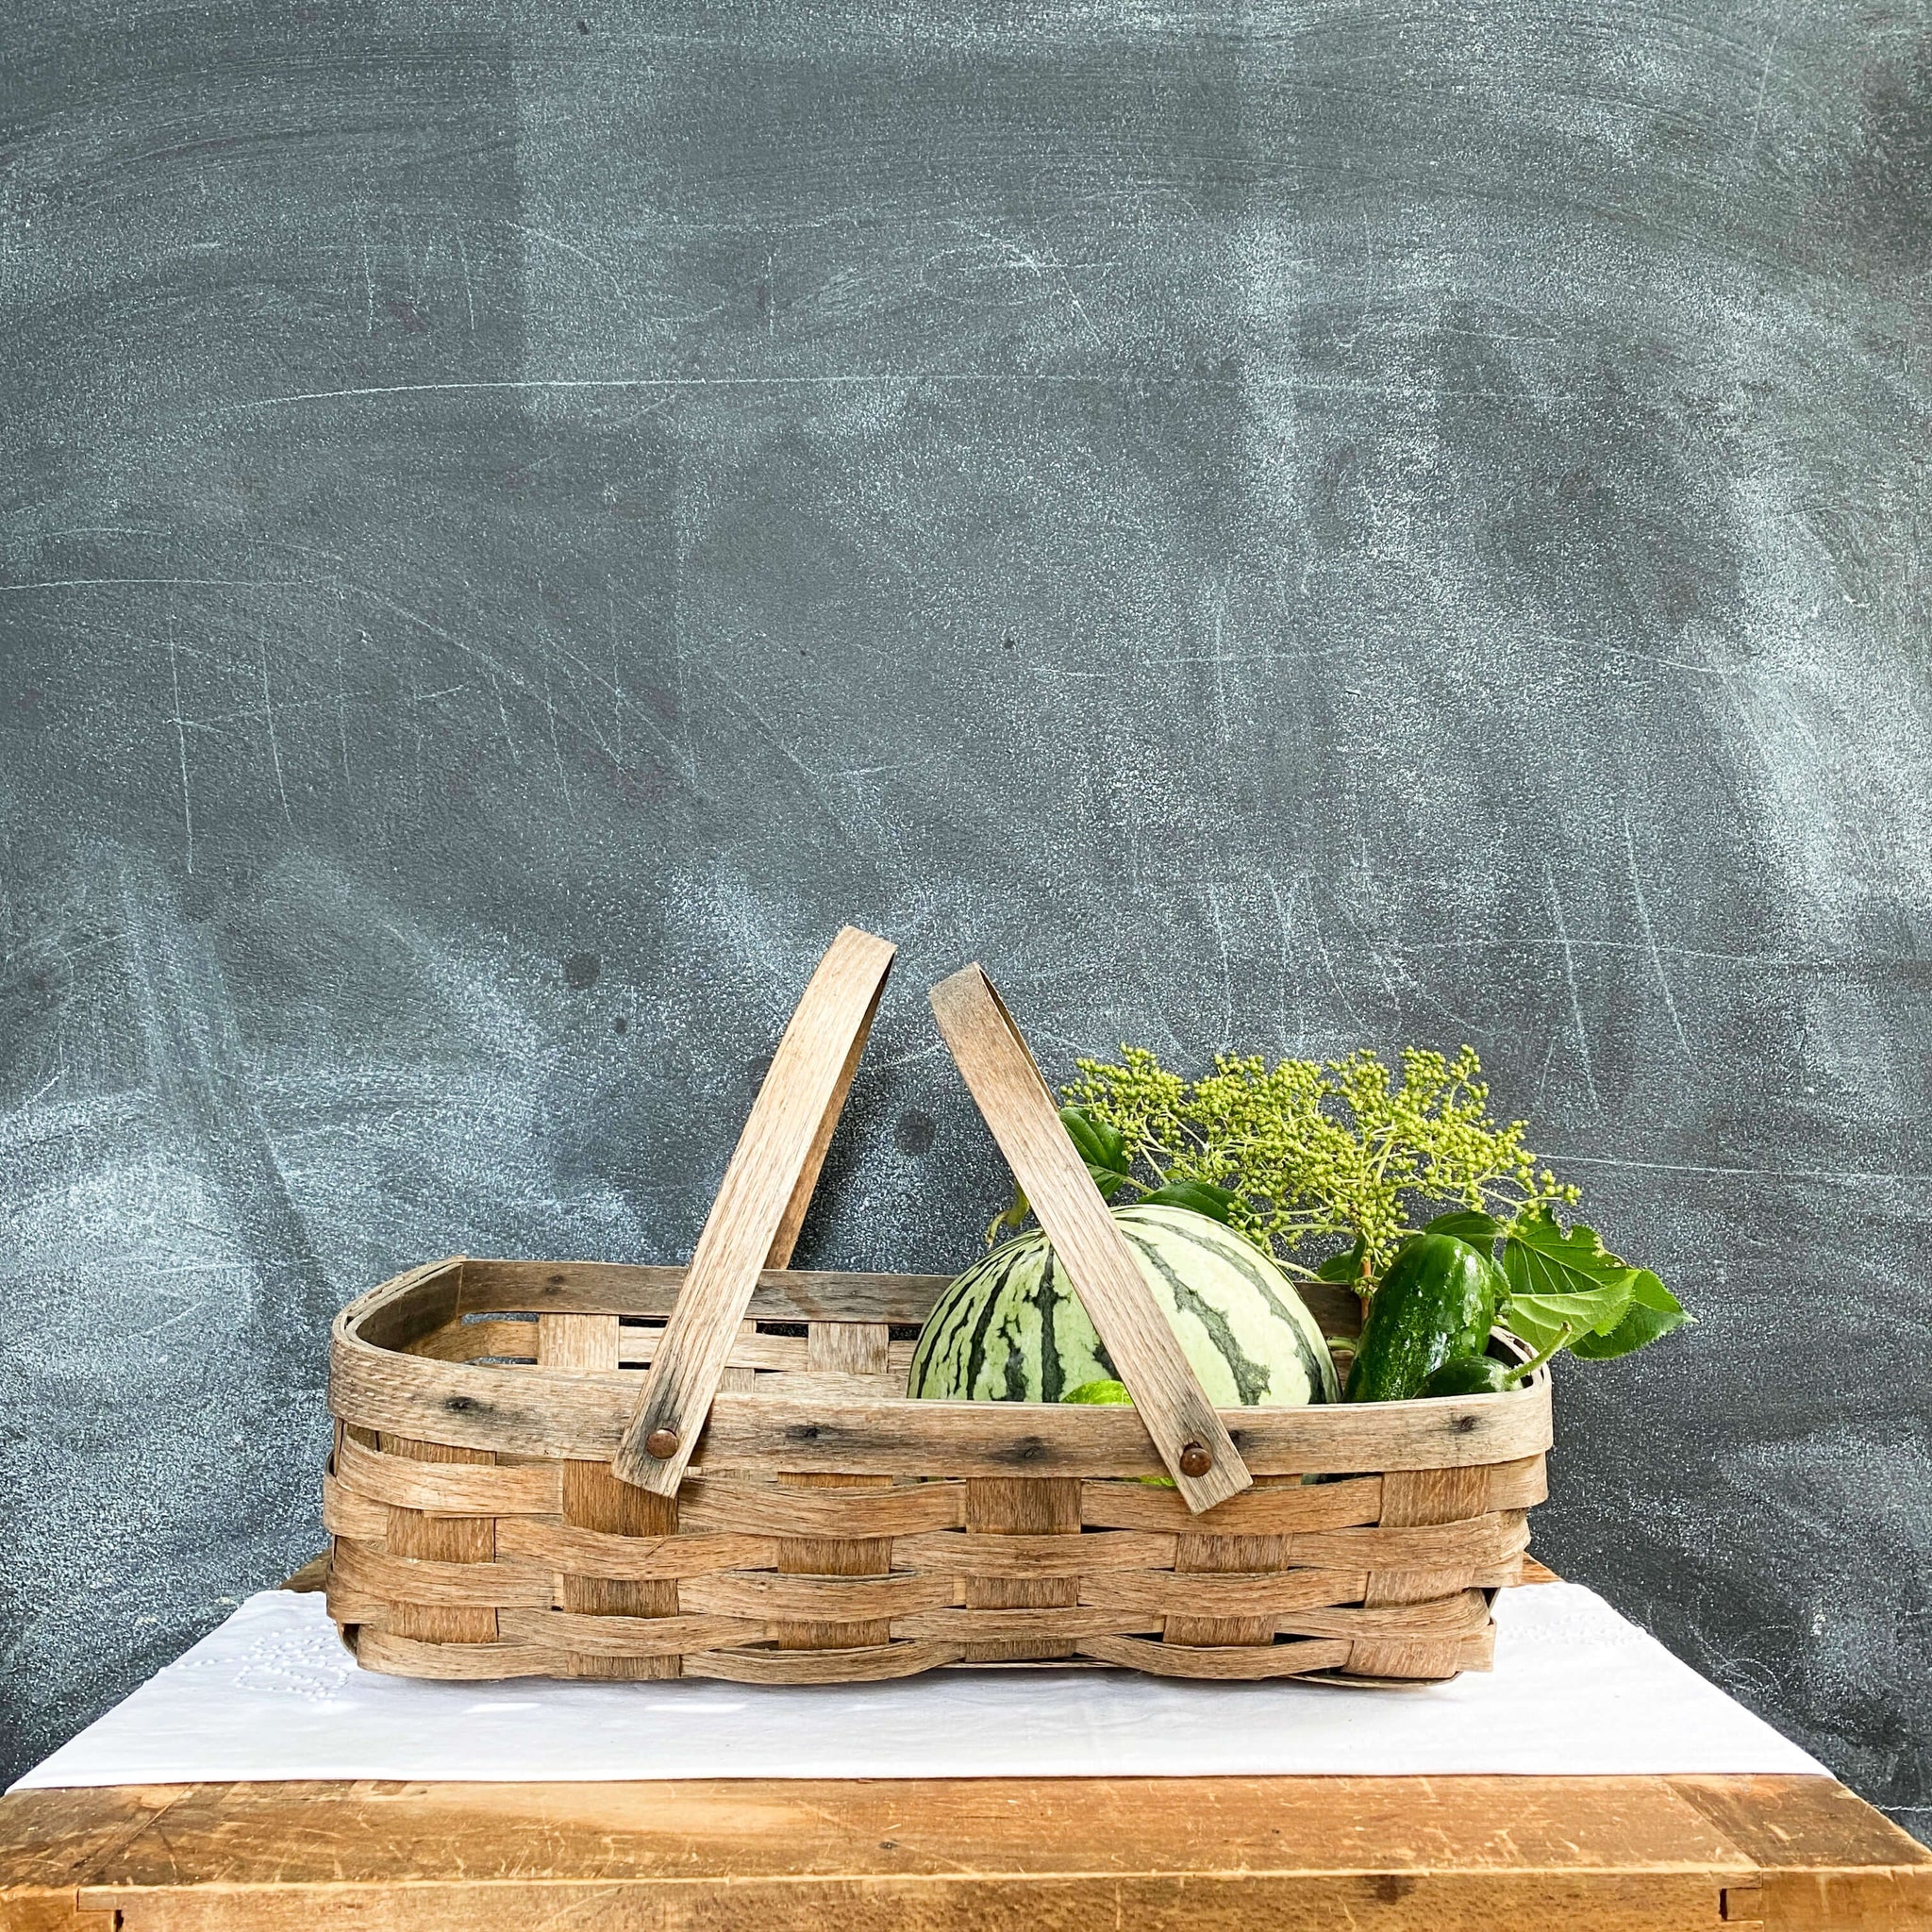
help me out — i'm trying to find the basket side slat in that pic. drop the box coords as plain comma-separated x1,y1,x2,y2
1276,1591,1494,1641
896,1607,1152,1643
329,1335,1553,1476
676,1478,966,1539
459,1260,952,1325
1078,1634,1355,1679
497,1608,766,1658
352,1632,563,1679
683,1640,965,1685
330,1539,554,1608
493,1522,778,1580
322,1474,390,1541
1081,1568,1371,1619
451,1257,1354,1337
1076,1474,1384,1535
334,1431,561,1516
680,1571,953,1621
1488,1453,1549,1511
1283,1514,1524,1572
893,1529,1177,1575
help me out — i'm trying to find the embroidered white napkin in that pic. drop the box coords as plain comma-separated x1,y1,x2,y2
13,1581,1825,1790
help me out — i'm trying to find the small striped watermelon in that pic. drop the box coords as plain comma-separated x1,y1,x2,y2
908,1204,1340,1407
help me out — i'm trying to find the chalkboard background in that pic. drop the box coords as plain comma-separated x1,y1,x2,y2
3,2,1927,1826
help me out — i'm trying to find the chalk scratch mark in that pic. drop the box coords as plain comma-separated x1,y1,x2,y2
872,1041,949,1073
224,372,1227,413
537,629,621,767
0,575,310,593
259,638,294,827
456,230,476,334
1206,880,1233,1050
544,658,575,822
333,589,351,782
1263,871,1301,1055
1624,815,1693,1062
1745,29,1781,162
1551,1154,1932,1188
501,218,628,301
1333,890,1403,1012
697,667,860,854
608,591,625,763
1542,859,1599,1109
543,611,695,783
487,669,523,767
22,1070,61,1108
1303,877,1363,1031
168,639,195,874
1207,573,1233,745
1532,1027,1559,1112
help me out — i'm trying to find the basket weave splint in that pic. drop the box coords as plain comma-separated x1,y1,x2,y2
325,929,1551,1685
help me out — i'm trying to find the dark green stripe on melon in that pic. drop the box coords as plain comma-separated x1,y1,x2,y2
908,1204,1336,1407
1116,1226,1274,1405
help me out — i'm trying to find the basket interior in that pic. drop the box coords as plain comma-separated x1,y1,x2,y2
383,1257,1365,1407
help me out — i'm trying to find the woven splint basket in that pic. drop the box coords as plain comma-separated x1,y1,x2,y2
325,928,1550,1685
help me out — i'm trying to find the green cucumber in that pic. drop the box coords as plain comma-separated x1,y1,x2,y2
1344,1233,1500,1403
1421,1324,1568,1399
1420,1354,1510,1397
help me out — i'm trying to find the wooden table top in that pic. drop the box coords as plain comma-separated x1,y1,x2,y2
4,1769,1927,1930
6,1561,1926,1928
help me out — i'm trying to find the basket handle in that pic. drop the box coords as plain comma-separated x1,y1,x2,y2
928,965,1253,1512
610,926,895,1494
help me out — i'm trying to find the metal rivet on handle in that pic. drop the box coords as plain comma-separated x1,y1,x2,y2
1178,1441,1211,1478
644,1426,680,1459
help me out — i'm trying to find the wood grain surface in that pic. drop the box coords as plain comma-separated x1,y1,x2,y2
331,1324,1553,1475
611,926,894,1491
2,1774,1925,1931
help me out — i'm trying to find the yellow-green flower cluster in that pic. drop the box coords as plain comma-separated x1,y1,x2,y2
1063,1043,1576,1280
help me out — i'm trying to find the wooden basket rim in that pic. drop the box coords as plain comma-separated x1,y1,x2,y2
330,1257,1554,1479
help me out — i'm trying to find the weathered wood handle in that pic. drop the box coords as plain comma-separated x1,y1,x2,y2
610,927,895,1493
927,965,1254,1513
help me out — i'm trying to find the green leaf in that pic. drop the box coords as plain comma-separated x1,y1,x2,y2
1059,1106,1128,1176
1504,1286,1633,1353
1425,1209,1501,1249
1086,1165,1135,1200
1499,1207,1642,1352
1314,1237,1367,1283
1569,1271,1692,1359
1139,1179,1240,1224
1501,1206,1641,1302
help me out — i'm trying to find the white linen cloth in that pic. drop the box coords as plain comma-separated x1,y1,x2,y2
13,1581,1825,1790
